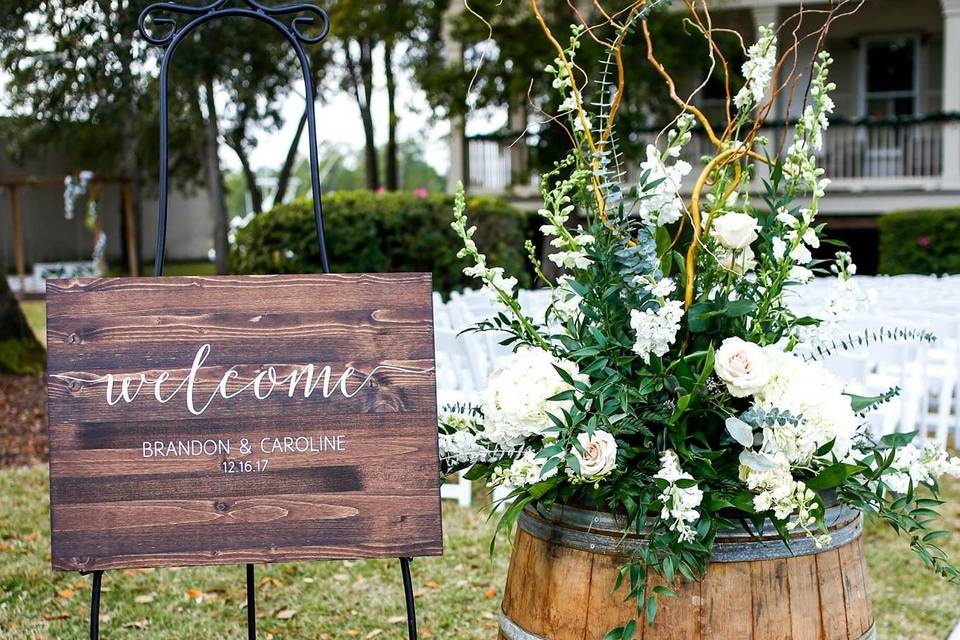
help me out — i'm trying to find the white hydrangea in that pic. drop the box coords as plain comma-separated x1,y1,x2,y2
754,350,861,464
885,443,960,494
491,449,560,487
734,24,778,110
654,450,703,542
630,299,684,364
480,347,588,446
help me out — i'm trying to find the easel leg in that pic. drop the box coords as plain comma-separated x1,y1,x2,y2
89,570,103,640
399,558,418,640
246,564,256,640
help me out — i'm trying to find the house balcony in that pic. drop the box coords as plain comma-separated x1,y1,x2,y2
467,115,960,212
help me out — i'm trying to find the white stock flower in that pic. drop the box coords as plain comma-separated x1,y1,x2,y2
480,347,588,446
711,212,760,250
491,449,560,487
568,430,618,480
630,300,684,364
637,144,692,227
655,450,703,542
439,430,494,467
715,337,773,398
885,443,960,494
734,24,778,110
739,451,818,524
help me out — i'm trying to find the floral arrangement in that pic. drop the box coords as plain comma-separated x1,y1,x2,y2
439,2,960,636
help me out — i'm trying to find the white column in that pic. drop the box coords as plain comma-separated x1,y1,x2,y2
443,0,468,194
942,0,960,188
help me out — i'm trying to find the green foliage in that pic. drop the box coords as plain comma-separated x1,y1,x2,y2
878,208,960,275
230,191,532,295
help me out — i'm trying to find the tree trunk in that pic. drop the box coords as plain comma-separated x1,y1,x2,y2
344,39,380,191
275,109,307,206
0,275,45,375
121,98,143,275
201,76,230,275
229,136,264,214
384,39,400,191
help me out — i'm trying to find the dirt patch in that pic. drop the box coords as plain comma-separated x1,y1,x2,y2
0,374,47,468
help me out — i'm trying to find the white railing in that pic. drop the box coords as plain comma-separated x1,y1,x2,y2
468,137,512,193
470,118,952,193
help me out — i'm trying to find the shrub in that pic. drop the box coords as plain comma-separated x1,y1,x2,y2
877,208,960,275
230,191,533,295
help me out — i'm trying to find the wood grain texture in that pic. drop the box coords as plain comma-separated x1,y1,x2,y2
46,274,442,571
500,511,873,640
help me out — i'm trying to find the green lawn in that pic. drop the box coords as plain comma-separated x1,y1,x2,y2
18,301,46,348
1,466,958,639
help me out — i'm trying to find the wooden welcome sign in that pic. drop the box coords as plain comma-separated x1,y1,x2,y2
46,273,442,572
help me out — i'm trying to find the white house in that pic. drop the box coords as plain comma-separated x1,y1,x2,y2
456,0,960,227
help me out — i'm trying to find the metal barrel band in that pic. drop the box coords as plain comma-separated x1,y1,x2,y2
519,507,863,561
499,612,877,640
535,501,858,540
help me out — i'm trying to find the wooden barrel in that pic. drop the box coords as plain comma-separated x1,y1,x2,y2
498,501,873,640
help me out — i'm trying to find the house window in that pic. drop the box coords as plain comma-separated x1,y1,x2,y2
862,36,918,118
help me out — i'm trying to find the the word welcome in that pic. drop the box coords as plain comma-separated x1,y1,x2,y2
53,343,433,416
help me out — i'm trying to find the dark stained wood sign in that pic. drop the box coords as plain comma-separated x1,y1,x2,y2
46,273,442,572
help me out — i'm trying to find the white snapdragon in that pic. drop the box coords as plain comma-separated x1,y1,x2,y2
637,115,695,228
491,449,560,487
795,253,876,347
551,275,583,323
655,450,703,542
452,186,518,306
480,347,589,446
734,25,778,110
568,430,618,480
630,299,684,364
885,443,960,494
784,52,836,192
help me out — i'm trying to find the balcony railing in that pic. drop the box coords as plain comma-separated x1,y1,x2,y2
468,115,957,193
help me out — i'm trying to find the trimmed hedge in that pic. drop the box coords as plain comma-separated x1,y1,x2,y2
230,191,533,295
878,208,960,275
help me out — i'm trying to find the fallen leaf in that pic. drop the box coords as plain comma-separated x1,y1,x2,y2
42,614,70,621
347,630,359,637
484,587,497,600
185,588,203,601
275,608,297,620
134,594,155,604
424,580,441,589
387,616,407,625
123,619,150,630
364,631,384,639
57,588,75,599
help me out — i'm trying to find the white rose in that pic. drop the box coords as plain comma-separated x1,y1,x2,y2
480,347,588,446
715,337,772,398
711,212,760,250
716,245,757,275
569,430,618,479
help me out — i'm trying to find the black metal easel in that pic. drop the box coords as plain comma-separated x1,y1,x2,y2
82,2,419,637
